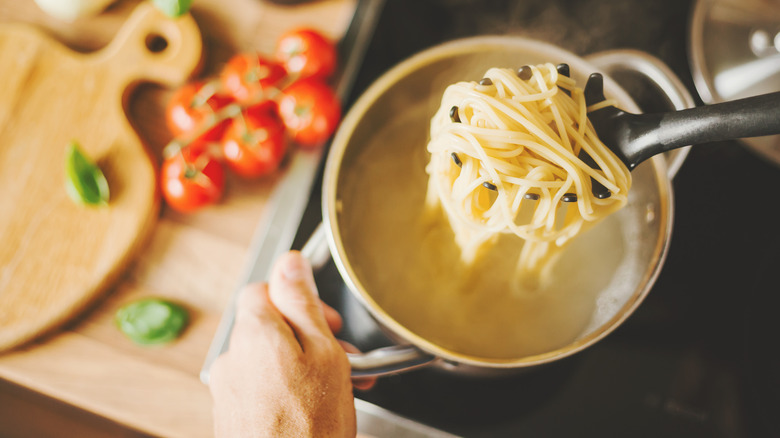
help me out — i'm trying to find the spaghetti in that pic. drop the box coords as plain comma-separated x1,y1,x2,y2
425,64,631,281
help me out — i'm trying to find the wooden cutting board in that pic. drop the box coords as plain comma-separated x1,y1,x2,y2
0,3,202,352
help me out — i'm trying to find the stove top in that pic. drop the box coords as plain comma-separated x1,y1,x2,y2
290,1,780,436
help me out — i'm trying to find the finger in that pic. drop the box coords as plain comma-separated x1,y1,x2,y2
231,282,299,352
321,300,343,334
339,341,377,391
234,282,276,326
268,251,334,344
353,377,377,391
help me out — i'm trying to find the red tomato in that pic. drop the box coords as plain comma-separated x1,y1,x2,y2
166,81,233,142
161,146,225,213
274,28,337,80
220,53,286,104
278,78,341,147
221,103,288,178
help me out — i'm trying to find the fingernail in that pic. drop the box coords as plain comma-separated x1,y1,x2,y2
281,252,309,281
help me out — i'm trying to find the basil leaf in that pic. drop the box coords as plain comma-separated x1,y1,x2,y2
65,142,110,207
115,298,189,345
150,0,193,17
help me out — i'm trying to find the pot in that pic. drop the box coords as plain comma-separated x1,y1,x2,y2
305,36,695,377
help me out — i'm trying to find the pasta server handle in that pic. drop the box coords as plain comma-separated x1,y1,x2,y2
585,74,780,170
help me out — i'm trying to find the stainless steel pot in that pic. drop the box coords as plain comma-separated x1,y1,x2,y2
306,36,694,377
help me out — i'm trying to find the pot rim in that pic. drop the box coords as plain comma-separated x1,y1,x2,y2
323,35,674,369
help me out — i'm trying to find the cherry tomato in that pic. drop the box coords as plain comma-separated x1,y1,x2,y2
161,145,225,213
221,103,288,178
278,78,341,147
220,53,286,104
166,80,233,142
274,28,337,80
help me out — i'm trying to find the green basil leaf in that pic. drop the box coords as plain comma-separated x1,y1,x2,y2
115,298,189,345
65,142,109,207
150,0,193,17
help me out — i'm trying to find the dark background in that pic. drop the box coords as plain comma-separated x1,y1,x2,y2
296,1,780,436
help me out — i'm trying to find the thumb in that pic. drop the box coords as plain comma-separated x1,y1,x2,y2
268,251,333,343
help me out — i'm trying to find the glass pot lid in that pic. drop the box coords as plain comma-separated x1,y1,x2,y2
689,0,780,165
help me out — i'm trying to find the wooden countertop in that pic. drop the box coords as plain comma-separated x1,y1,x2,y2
0,0,357,436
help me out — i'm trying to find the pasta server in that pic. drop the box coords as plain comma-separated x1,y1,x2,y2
583,71,780,171
482,63,779,201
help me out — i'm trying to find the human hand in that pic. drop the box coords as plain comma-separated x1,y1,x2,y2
208,251,359,437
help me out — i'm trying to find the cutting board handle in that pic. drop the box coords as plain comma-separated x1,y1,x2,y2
95,3,203,89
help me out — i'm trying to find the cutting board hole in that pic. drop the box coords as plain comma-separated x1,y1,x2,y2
145,33,169,53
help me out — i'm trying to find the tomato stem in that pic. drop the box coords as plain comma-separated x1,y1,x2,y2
167,72,298,153
183,165,199,179
190,79,221,109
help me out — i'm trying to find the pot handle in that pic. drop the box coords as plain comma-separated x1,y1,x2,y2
302,223,439,377
584,50,696,180
348,345,439,378
301,222,332,271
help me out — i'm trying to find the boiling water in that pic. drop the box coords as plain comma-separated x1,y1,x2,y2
338,106,644,360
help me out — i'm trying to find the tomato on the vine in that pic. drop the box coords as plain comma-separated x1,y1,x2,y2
165,80,233,142
274,28,337,80
161,26,345,214
221,103,288,178
161,145,225,213
220,53,286,104
278,78,341,147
